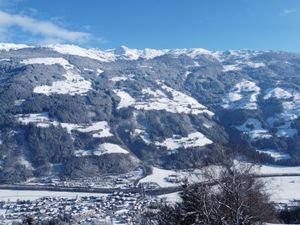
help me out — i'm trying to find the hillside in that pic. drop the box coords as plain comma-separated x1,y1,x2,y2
0,43,300,183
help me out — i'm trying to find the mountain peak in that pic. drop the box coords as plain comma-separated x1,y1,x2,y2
0,43,32,51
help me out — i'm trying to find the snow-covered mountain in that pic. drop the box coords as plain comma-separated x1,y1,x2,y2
0,43,300,183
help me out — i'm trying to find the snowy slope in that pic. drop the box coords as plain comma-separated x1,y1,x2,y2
22,57,92,96
2,42,300,183
236,118,272,141
115,82,213,116
15,112,113,138
223,80,260,110
0,43,31,51
155,132,213,150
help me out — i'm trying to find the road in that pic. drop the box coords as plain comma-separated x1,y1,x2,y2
0,173,300,196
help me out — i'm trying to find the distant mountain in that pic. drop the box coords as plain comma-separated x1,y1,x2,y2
0,43,300,183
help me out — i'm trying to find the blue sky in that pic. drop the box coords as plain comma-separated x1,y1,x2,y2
0,0,299,52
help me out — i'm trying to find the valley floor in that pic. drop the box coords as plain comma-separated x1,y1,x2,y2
1,164,300,224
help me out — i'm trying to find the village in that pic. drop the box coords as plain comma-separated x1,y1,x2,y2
0,170,183,225
0,190,164,225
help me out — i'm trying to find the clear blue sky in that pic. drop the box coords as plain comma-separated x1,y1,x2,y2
0,0,299,52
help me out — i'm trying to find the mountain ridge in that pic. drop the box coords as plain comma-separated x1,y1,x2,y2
0,43,300,183
0,42,277,61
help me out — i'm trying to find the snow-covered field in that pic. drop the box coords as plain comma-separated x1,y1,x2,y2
22,57,92,96
15,112,57,128
96,143,128,155
140,163,300,205
264,176,300,204
236,118,272,140
114,90,136,109
115,81,213,116
154,132,213,150
139,167,178,187
264,87,300,138
1,165,300,205
62,121,113,138
264,87,293,100
256,149,291,161
0,189,107,202
33,69,92,96
15,112,113,138
257,164,300,175
110,76,129,82
223,79,260,110
21,57,71,69
75,143,129,156
139,167,202,188
222,60,265,72
236,163,300,203
227,85,300,142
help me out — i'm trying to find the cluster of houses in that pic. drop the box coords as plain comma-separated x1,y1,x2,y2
0,168,185,224
28,169,144,190
0,191,164,225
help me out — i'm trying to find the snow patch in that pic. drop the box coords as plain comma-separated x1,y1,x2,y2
46,44,115,62
155,132,213,150
258,164,300,175
264,87,293,100
15,112,58,128
222,61,265,72
83,68,94,72
223,80,260,110
75,143,128,157
265,89,300,138
184,71,192,78
18,155,33,170
21,57,71,69
15,112,113,138
222,64,241,72
142,48,169,59
0,58,11,62
114,90,136,109
256,149,291,161
97,68,104,74
275,121,297,138
169,48,221,60
14,99,25,106
95,143,129,155
133,129,151,144
236,118,272,140
33,70,92,96
112,46,170,60
139,167,178,187
115,82,213,116
23,58,92,96
245,61,265,68
61,121,113,138
265,176,300,204
110,76,129,82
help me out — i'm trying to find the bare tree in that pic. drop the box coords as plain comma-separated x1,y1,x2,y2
200,162,276,225
141,161,277,225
